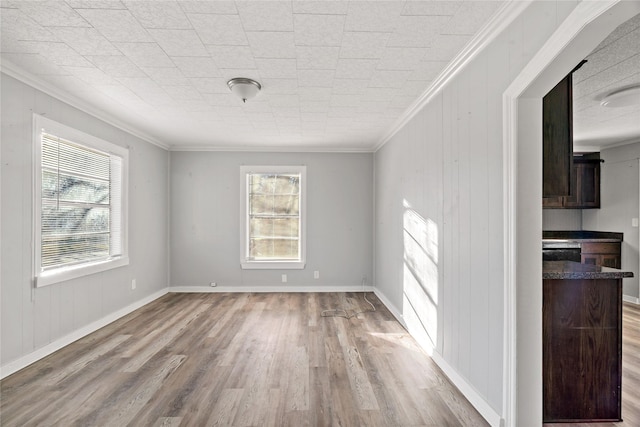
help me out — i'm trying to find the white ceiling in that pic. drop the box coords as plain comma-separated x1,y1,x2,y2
0,0,506,151
573,11,640,150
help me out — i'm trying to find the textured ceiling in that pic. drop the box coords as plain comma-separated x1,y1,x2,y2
573,12,640,150
0,0,506,151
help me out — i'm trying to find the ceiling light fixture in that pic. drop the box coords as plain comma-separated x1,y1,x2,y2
600,85,640,108
227,77,261,103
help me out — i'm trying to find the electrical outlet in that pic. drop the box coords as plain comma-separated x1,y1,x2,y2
131,279,136,290
210,282,217,287
281,274,287,283
314,271,320,279
633,218,639,227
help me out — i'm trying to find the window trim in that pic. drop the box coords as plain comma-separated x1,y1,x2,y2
240,165,306,270
33,114,129,287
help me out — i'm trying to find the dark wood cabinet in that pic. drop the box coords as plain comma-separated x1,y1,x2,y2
543,277,622,422
563,159,600,208
581,242,621,268
543,157,600,209
542,60,589,205
543,74,573,198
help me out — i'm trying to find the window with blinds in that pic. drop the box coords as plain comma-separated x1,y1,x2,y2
240,166,306,269
34,115,128,286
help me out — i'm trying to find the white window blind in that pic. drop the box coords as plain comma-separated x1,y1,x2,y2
34,114,129,286
41,133,115,269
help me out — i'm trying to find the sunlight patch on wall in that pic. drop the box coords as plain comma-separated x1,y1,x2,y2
402,204,439,353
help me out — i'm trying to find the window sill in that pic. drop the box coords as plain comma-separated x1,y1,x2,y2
35,256,129,287
241,261,306,270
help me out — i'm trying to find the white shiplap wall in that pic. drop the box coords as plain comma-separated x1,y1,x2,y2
0,73,169,373
373,1,579,420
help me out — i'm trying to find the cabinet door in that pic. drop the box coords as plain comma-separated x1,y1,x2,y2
582,254,600,265
601,254,621,269
578,162,600,208
543,196,564,208
543,278,622,422
562,164,580,207
543,74,573,198
581,242,621,268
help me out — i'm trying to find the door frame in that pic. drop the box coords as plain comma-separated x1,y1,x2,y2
503,1,640,425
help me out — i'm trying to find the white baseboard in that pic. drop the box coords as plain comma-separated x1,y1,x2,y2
431,352,502,427
372,287,407,328
623,295,640,305
0,288,169,380
372,286,502,427
169,285,375,293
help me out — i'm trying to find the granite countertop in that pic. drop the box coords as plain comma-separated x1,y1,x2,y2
542,238,621,243
543,230,623,242
543,261,634,280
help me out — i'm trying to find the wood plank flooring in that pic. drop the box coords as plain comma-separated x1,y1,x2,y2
0,292,488,426
546,302,640,427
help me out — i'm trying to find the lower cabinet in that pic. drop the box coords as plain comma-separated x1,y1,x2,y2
581,242,621,269
543,278,622,422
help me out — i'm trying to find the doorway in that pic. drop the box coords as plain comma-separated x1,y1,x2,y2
504,1,640,425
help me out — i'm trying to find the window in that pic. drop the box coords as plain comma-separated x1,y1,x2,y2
34,115,129,287
240,165,306,269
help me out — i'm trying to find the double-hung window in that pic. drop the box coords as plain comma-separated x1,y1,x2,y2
34,115,129,287
240,165,306,269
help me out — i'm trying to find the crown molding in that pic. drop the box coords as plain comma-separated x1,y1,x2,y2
1,61,170,151
169,144,374,153
579,136,640,152
374,0,533,152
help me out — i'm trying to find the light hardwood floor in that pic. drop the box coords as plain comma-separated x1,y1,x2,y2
0,292,488,426
546,302,640,427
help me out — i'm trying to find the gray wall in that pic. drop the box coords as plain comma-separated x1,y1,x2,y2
1,73,169,367
583,142,640,299
170,151,373,289
374,1,578,415
543,209,582,230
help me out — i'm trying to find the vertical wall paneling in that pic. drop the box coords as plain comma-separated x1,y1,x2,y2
1,73,169,371
373,1,581,417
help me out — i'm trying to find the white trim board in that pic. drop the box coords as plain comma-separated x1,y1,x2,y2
623,295,640,305
170,145,374,153
431,352,502,427
372,287,407,329
169,285,374,293
0,288,169,380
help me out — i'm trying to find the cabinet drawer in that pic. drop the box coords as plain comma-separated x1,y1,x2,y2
581,242,620,254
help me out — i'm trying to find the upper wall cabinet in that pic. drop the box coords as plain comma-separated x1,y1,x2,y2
543,155,601,209
543,60,590,207
543,73,574,198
